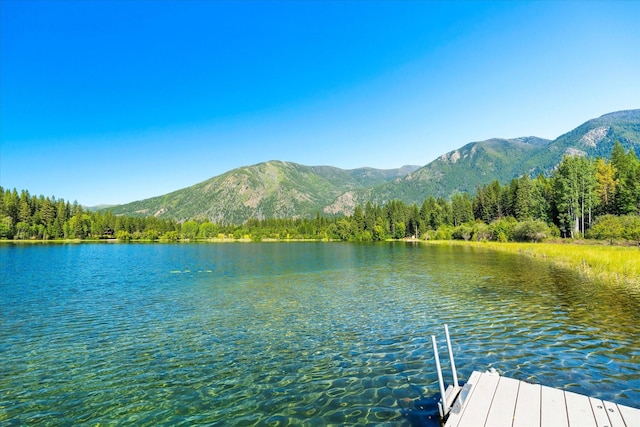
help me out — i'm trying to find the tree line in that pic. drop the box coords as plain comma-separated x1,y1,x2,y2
0,191,181,241
1,142,638,243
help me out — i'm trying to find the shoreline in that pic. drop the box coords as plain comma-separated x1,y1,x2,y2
3,238,638,290
424,239,640,291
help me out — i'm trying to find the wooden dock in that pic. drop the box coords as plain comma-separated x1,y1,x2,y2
443,370,640,427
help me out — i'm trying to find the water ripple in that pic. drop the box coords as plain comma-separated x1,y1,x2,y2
1,242,638,426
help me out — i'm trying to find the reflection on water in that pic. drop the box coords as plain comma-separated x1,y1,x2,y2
1,242,638,426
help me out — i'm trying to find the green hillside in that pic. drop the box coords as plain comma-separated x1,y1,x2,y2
105,109,640,222
523,109,640,175
360,110,640,209
359,137,551,205
107,161,418,223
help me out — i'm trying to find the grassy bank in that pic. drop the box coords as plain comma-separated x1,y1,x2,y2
427,240,640,290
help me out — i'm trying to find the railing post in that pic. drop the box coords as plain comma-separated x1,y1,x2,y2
444,324,459,389
431,334,448,418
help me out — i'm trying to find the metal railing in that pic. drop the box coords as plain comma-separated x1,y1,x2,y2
431,324,461,419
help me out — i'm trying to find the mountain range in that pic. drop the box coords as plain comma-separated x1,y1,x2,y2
107,109,640,223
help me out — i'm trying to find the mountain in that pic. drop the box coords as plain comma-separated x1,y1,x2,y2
86,204,116,212
335,136,552,208
350,110,640,207
523,109,640,175
107,162,419,223
106,109,640,222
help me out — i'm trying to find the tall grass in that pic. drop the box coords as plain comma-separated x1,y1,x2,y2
427,240,640,290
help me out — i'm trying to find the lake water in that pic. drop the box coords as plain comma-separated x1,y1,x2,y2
1,242,639,426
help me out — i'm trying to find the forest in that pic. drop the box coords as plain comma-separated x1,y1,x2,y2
1,143,639,244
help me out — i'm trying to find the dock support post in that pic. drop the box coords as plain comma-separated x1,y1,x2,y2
444,324,459,389
431,334,447,419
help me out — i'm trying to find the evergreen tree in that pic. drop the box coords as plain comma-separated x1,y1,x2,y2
352,204,364,234
513,175,534,221
531,174,551,223
407,204,421,238
420,198,432,230
451,192,473,226
18,190,33,225
437,197,453,227
364,201,375,233
472,185,487,223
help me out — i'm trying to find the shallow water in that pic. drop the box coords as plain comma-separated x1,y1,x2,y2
1,242,638,426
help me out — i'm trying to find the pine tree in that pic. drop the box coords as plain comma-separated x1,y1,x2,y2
352,204,364,234
451,192,473,226
513,175,534,221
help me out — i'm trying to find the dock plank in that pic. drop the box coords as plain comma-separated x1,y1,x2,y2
618,403,640,427
589,397,615,427
455,372,500,427
444,371,482,427
603,401,627,427
512,381,541,427
484,376,520,427
565,391,597,427
541,385,568,427
443,371,640,427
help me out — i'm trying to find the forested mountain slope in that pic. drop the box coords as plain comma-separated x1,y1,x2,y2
523,109,640,175
359,110,640,206
107,162,419,223
106,109,640,222
340,137,552,208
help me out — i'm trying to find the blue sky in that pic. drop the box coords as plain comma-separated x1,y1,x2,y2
1,1,639,206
